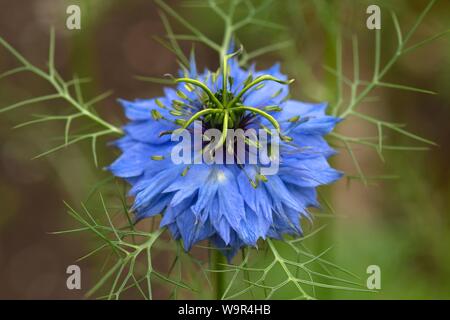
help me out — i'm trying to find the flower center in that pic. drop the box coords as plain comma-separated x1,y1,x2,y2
203,90,246,130
172,74,294,151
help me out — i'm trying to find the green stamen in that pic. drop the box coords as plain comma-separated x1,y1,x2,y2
155,98,166,109
184,83,194,92
258,121,293,142
257,174,268,183
170,110,183,116
151,109,163,120
176,90,188,99
175,119,187,126
172,99,185,106
263,106,282,112
181,166,190,176
271,88,283,98
288,115,300,122
243,74,253,87
280,135,293,142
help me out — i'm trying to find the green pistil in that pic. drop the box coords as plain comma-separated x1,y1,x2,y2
174,78,224,109
232,106,292,141
180,108,223,130
215,111,229,151
232,106,280,130
221,46,243,106
169,70,295,144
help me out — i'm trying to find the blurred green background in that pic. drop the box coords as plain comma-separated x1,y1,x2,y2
0,0,449,299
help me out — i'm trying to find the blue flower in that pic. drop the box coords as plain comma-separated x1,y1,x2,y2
109,55,342,260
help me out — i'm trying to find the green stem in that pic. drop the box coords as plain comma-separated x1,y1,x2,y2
212,249,226,299
220,12,236,107
210,14,235,300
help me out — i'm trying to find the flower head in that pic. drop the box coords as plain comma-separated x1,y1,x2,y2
109,53,342,260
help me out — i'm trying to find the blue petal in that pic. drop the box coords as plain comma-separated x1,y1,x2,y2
209,199,231,245
243,64,289,107
135,193,171,221
160,197,192,227
176,208,214,250
281,134,337,158
164,165,212,206
278,100,328,121
264,175,303,212
279,157,343,187
119,99,155,121
108,143,156,178
124,120,174,145
216,167,246,234
292,116,341,135
131,166,184,210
